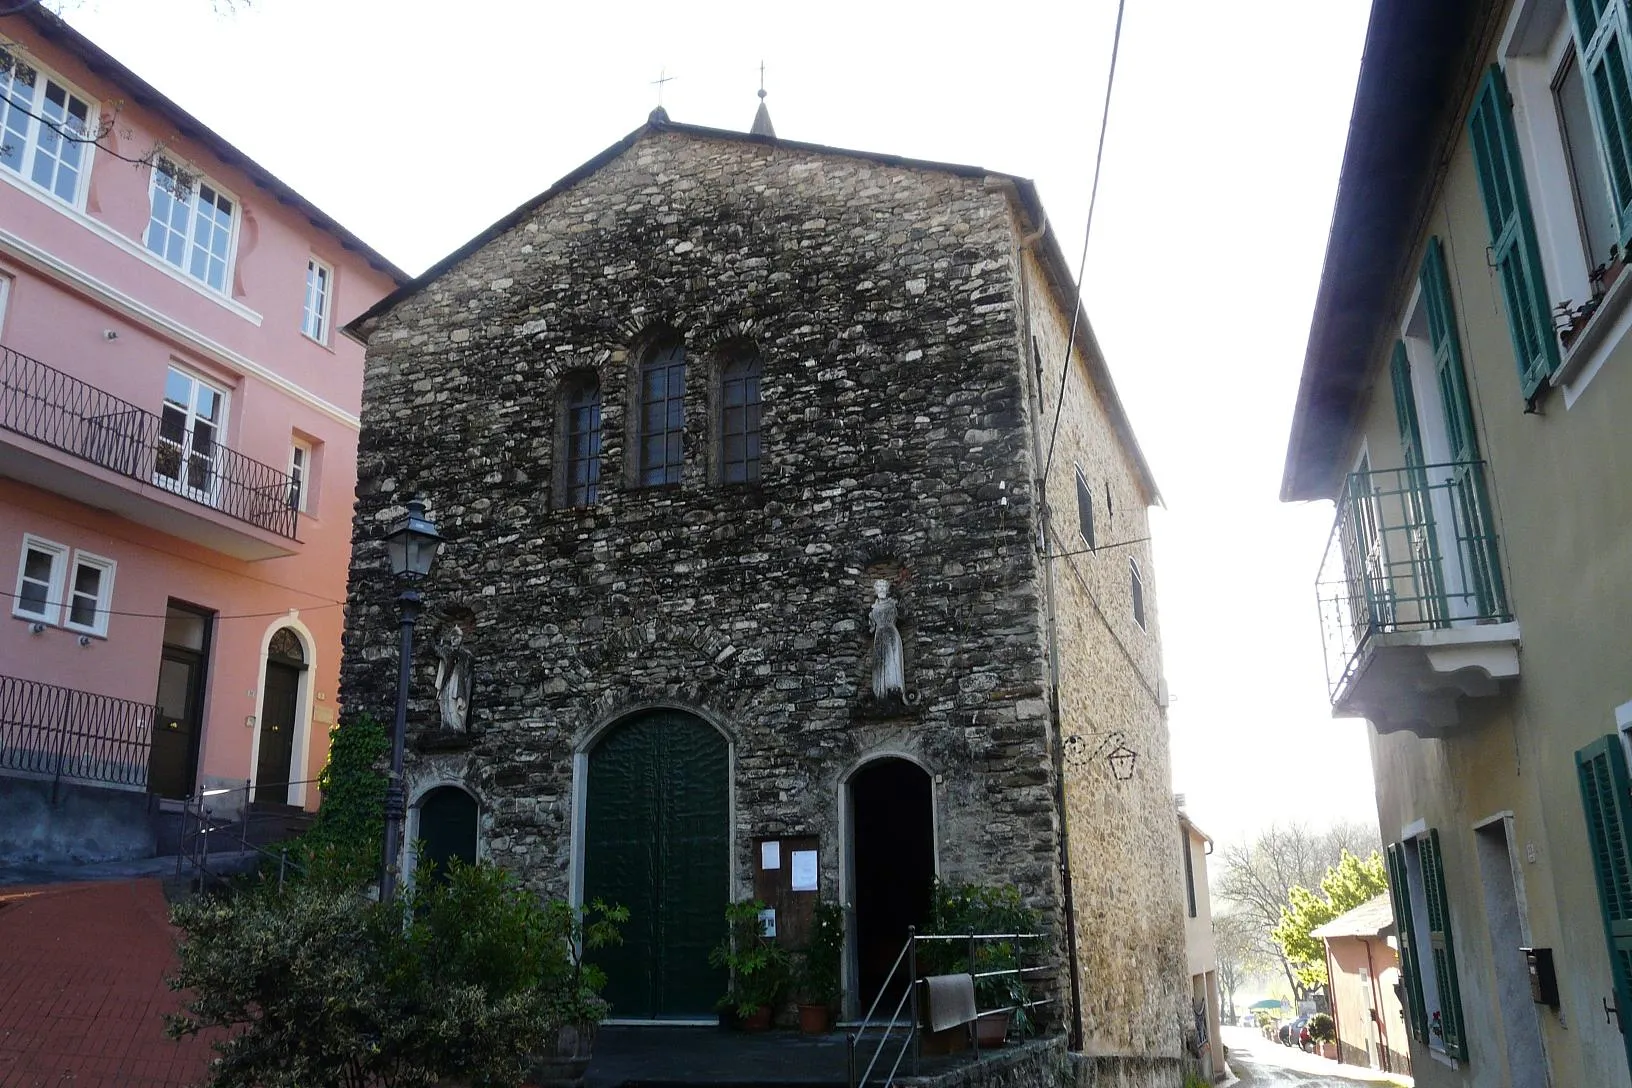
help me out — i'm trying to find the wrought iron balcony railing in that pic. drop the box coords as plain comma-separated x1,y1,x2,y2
0,344,299,539
0,672,154,790
1316,461,1511,700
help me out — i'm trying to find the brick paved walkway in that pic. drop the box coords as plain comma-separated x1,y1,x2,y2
0,879,215,1088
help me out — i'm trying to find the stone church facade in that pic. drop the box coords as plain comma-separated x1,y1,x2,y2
340,111,1190,1079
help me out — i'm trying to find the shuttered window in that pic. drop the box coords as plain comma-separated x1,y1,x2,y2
1419,830,1468,1060
1389,341,1446,626
1577,734,1632,1074
1385,841,1430,1044
1572,0,1632,242
1468,65,1562,399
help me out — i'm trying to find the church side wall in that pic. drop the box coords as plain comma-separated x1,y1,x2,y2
341,130,1067,1011
1016,243,1189,1068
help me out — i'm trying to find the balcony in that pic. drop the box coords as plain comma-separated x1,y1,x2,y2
0,671,154,792
0,344,299,559
1316,461,1520,736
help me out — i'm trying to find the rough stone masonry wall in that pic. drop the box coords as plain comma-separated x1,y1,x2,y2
1016,245,1190,1061
341,129,1064,935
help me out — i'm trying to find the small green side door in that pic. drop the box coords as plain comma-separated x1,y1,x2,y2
585,710,729,1019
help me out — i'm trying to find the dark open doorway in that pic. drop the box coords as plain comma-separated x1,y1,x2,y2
149,602,213,800
850,757,935,1014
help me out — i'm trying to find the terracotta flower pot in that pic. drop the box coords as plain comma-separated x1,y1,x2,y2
797,1003,831,1034
740,1006,773,1032
975,1010,1011,1048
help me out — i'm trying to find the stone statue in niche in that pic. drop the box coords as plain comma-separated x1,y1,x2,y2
869,579,906,701
434,624,474,733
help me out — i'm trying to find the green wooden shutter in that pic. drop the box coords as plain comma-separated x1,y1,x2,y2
1386,841,1430,1045
1577,734,1632,1074
1467,65,1561,399
1389,341,1447,625
1419,240,1481,464
1390,341,1427,471
1572,0,1632,241
1419,830,1468,1060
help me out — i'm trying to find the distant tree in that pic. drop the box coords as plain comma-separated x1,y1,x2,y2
1270,849,1388,992
1215,821,1380,1001
1213,909,1272,1021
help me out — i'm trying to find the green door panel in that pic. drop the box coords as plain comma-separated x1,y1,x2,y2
416,786,478,884
585,710,728,1019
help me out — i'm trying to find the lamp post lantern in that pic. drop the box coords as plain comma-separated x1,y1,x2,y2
379,498,441,904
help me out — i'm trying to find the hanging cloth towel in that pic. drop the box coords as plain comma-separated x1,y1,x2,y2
925,972,977,1032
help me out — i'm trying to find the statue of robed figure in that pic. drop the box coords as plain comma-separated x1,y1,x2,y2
434,625,474,733
869,579,905,701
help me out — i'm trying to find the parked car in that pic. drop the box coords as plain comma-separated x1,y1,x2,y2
1298,1018,1313,1051
1279,1016,1309,1047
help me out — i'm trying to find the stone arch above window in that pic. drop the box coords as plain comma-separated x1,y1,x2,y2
635,333,686,487
558,369,602,507
716,344,763,484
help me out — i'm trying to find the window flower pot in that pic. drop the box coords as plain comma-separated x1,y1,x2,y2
975,1010,1011,1048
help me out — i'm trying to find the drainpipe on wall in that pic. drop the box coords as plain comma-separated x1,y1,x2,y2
1004,180,1085,1052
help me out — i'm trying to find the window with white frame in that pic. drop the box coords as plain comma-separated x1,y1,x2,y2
12,535,66,623
302,258,331,342
156,365,227,498
0,48,93,206
64,551,114,636
288,438,313,512
0,274,10,337
1501,1,1632,362
144,159,236,293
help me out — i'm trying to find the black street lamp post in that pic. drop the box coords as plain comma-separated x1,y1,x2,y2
379,498,442,904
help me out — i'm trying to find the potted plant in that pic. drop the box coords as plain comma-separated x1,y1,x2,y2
922,880,1040,1048
710,898,792,1031
527,898,629,1087
796,901,845,1034
1307,1011,1337,1060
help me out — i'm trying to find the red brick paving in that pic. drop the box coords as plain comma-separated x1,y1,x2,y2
0,880,216,1088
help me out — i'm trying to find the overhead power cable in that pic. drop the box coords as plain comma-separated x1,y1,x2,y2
1041,0,1128,485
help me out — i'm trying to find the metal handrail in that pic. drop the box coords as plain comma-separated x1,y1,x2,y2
173,777,319,890
0,672,154,794
0,343,300,539
1315,460,1510,700
846,928,1055,1088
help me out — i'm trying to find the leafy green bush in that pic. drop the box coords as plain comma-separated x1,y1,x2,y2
295,714,389,888
709,899,793,1019
1308,1011,1336,1043
923,880,1041,1034
798,901,845,1008
168,859,623,1088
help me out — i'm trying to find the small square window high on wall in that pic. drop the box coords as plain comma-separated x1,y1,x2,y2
303,259,332,343
1130,558,1146,630
288,439,317,513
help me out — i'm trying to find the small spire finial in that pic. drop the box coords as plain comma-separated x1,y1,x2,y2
750,60,775,138
651,67,675,109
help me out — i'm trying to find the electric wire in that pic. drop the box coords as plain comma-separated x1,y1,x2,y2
1040,0,1128,487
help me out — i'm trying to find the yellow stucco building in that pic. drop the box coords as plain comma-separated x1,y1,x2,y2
1283,1,1632,1085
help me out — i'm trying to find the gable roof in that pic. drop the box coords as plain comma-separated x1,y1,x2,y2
1279,0,1490,502
13,7,408,285
345,114,1162,505
1310,893,1394,941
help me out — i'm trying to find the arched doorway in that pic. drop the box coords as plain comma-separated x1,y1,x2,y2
850,757,935,1013
254,627,306,805
415,786,479,883
583,709,729,1019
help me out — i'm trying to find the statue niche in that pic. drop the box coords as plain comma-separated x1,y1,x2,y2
856,569,919,719
416,608,479,752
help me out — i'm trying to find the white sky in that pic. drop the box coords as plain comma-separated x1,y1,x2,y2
54,0,1380,847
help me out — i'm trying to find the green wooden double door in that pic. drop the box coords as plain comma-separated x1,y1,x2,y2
584,710,728,1020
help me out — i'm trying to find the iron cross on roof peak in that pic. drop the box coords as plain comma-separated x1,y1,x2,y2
651,67,675,108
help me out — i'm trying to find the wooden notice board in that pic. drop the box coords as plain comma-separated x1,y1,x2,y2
753,835,820,949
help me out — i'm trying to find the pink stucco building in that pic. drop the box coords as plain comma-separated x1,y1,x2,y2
0,8,403,846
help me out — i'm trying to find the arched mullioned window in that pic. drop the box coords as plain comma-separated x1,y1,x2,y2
561,371,602,506
638,337,686,487
718,348,762,484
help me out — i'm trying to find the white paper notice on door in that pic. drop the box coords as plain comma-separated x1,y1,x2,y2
790,849,818,891
758,908,777,937
761,840,781,870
